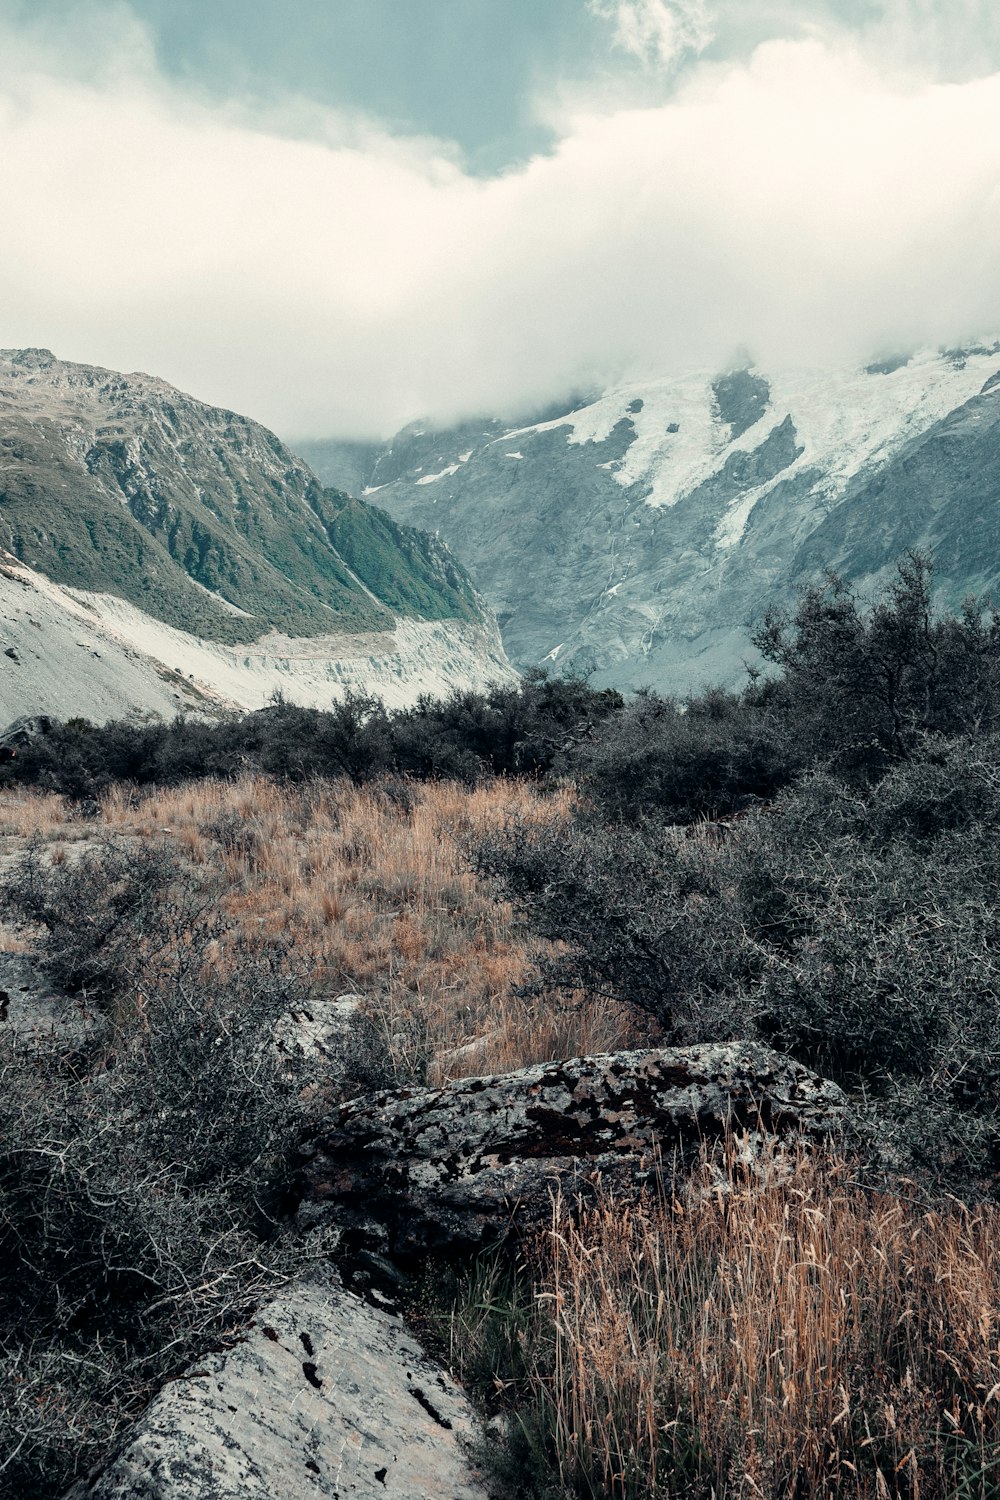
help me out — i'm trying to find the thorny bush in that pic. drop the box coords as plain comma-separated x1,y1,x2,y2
0,837,379,1496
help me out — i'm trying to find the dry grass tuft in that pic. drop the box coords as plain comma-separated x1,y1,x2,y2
522,1147,1000,1498
0,789,73,839
0,776,636,1077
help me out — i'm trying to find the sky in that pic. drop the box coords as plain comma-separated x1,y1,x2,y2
1,0,1000,438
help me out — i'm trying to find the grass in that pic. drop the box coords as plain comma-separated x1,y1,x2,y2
9,775,998,1498
0,775,636,1080
439,1145,1000,1499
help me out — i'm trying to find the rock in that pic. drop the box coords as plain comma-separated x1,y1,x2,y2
299,1041,847,1255
272,994,393,1114
65,1267,488,1500
0,952,106,1052
273,993,364,1071
0,712,55,749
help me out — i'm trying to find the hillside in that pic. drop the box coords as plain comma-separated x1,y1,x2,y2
0,350,512,721
298,346,1000,691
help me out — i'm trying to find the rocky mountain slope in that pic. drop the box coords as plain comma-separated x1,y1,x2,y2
299,346,1000,692
0,350,513,722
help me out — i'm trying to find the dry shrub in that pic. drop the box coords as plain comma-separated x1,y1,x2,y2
486,1147,1000,1499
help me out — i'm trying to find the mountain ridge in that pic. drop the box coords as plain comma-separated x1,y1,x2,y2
0,348,480,644
0,350,514,723
297,346,1000,692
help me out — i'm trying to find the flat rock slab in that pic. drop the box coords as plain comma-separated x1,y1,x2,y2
0,951,106,1051
67,1268,487,1500
300,1041,847,1254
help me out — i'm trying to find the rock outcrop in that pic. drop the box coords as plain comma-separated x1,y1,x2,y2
65,1267,488,1500
0,951,105,1052
299,1042,847,1255
48,1032,845,1496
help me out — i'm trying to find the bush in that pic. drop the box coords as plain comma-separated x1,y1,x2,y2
754,552,1000,779
579,684,796,824
2,834,183,1007
0,839,362,1495
473,810,753,1044
475,739,1000,1193
0,672,625,801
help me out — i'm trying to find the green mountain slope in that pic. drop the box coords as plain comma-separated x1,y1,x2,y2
0,349,483,644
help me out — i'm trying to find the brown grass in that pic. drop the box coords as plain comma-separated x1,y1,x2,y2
0,789,74,839
0,775,636,1077
512,1147,1000,1499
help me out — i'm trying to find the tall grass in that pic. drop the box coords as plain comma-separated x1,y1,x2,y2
0,776,635,1079
447,1148,1000,1499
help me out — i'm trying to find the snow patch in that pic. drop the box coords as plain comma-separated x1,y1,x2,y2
416,464,461,485
493,348,1000,523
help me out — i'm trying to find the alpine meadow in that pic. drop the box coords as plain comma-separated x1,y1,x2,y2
5,3,1000,1498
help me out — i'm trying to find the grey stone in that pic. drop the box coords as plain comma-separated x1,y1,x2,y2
273,994,364,1070
299,1042,847,1255
0,951,105,1051
67,1267,488,1500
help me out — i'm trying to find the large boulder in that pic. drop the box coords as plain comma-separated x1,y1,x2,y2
0,712,55,749
299,1041,847,1255
65,1267,487,1500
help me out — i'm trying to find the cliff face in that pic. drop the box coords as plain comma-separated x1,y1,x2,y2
0,350,514,723
299,347,1000,693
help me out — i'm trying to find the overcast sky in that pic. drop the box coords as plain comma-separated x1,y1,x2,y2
2,0,1000,438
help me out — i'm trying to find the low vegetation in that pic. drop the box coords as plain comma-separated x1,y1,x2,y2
437,1148,1000,1499
4,552,1000,1497
0,776,628,1494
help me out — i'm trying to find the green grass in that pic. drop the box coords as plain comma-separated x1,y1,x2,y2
318,491,481,623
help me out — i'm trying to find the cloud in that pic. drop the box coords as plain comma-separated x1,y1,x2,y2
588,0,714,69
1,6,999,438
857,0,1000,80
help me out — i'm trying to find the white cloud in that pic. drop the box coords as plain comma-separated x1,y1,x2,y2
588,0,714,69
859,0,1000,81
1,10,999,438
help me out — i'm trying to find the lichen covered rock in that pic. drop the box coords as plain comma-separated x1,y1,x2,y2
300,1041,847,1254
66,1268,487,1500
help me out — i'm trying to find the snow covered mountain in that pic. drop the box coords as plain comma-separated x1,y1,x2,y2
298,346,1000,693
0,350,513,725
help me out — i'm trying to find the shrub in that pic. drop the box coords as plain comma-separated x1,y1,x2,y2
754,552,1000,778
475,740,1000,1193
0,839,364,1495
2,834,183,1008
0,673,624,799
580,684,796,824
472,809,754,1045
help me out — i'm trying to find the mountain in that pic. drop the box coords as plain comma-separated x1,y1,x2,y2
297,347,1000,693
0,350,513,724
